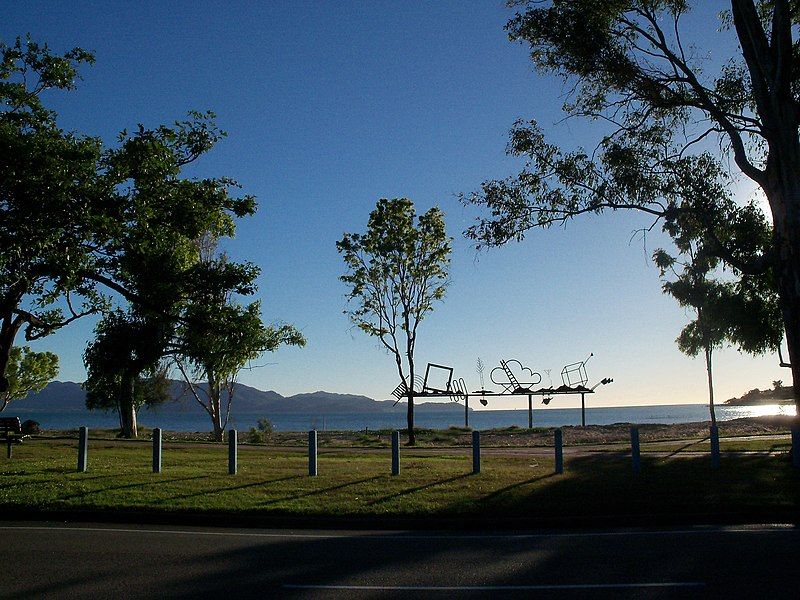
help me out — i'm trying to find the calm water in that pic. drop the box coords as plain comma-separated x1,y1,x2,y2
13,403,797,432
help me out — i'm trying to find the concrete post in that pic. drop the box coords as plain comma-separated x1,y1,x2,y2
472,430,481,474
710,425,720,469
630,426,640,474
152,427,162,473
528,394,533,429
554,428,563,474
391,431,400,475
792,427,800,469
309,430,318,476
228,429,237,475
77,426,88,472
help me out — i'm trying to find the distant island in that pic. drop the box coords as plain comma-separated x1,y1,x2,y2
18,380,469,416
724,383,795,406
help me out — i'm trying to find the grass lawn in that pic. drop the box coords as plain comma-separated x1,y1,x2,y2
1,437,799,526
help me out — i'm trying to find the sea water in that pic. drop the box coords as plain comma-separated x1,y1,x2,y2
12,403,797,433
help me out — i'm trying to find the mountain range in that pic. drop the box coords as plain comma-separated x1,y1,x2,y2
20,380,468,415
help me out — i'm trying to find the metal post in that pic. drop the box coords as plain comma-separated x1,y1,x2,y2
554,428,563,474
77,426,88,472
391,431,400,475
465,394,469,428
152,427,162,473
6,439,12,459
581,393,586,427
228,429,237,475
710,425,720,469
792,427,800,469
630,426,640,474
309,429,318,476
472,430,481,474
528,394,533,429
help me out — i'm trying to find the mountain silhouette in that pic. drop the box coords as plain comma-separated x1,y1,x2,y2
17,380,467,415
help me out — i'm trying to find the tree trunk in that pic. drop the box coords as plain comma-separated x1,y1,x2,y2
705,345,716,427
209,378,223,442
766,176,800,422
118,372,138,438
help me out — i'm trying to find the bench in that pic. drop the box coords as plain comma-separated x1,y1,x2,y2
0,417,26,458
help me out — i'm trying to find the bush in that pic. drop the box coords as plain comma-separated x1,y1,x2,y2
21,420,40,435
248,417,274,444
248,428,265,444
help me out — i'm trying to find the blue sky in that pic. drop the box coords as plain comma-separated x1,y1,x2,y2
5,1,787,408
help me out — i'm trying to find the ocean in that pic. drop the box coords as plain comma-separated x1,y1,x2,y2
11,403,797,433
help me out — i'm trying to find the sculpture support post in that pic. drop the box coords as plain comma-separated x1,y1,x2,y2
528,394,533,429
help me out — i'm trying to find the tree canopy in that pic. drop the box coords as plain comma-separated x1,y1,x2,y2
463,1,800,408
0,346,58,412
338,198,451,445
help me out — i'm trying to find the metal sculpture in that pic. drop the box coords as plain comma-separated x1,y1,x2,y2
448,377,467,401
390,375,424,405
476,357,489,406
490,359,542,393
423,363,454,394
561,353,593,387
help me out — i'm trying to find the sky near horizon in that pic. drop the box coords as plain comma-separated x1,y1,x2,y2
4,1,789,410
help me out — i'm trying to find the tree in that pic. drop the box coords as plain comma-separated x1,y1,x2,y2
463,1,800,413
337,198,451,446
83,310,172,437
0,346,58,412
174,248,305,442
1,36,256,407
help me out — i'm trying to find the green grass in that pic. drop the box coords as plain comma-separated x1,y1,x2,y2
1,438,799,524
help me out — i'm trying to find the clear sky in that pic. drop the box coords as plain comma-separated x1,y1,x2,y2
4,1,788,409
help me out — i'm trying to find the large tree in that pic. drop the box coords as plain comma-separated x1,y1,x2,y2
338,198,451,446
1,36,255,410
83,310,172,436
463,1,800,412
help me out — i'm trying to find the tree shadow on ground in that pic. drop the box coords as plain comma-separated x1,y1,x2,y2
154,475,304,504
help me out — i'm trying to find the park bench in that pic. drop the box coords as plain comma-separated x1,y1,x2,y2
0,417,26,458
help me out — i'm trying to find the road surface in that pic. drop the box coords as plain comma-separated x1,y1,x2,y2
1,522,799,598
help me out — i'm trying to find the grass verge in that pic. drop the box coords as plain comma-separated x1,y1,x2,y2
1,438,798,528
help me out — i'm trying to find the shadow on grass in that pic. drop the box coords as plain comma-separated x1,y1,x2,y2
367,473,471,506
154,475,304,504
666,436,709,458
259,475,385,507
59,475,210,501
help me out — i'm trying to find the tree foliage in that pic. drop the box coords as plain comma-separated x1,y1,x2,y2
174,245,305,442
0,345,58,412
338,198,451,445
463,1,800,407
0,36,255,403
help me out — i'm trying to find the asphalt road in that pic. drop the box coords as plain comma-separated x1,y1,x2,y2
1,522,799,598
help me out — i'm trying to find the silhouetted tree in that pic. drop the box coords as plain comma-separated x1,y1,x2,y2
338,198,451,445
0,36,256,405
463,1,800,413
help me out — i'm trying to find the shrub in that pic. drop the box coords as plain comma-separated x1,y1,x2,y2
21,420,40,435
